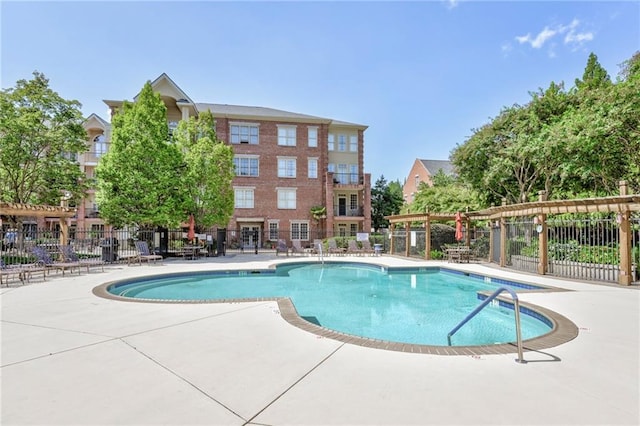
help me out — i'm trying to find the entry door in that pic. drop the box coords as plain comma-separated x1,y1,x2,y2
241,226,260,249
338,197,347,216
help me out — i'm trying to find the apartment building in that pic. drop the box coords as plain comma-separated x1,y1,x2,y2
79,74,371,246
402,159,455,204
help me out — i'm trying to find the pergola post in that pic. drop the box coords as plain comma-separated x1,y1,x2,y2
618,181,632,286
500,217,507,267
405,222,411,257
500,198,507,267
59,197,70,259
389,223,395,254
424,214,431,260
537,191,548,275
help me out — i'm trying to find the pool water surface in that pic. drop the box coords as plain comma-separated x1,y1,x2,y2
106,263,553,347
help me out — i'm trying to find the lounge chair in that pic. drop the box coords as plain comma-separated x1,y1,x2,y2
130,241,163,265
291,240,306,256
1,260,23,285
328,238,345,256
59,245,105,273
276,239,289,256
360,240,375,255
347,240,364,256
32,246,81,276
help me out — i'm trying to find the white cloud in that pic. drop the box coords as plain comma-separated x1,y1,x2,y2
563,20,594,48
514,18,594,53
447,0,459,9
516,26,557,49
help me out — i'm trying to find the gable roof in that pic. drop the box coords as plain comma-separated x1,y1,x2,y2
83,113,110,129
103,73,367,130
419,159,455,176
197,103,367,129
136,73,197,107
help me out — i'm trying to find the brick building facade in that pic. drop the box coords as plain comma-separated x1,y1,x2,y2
78,74,371,246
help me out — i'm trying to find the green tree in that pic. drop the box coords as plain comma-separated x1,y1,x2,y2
575,52,611,91
0,71,88,212
618,51,640,81
173,110,234,231
371,175,403,231
95,82,188,228
409,173,480,214
452,50,640,204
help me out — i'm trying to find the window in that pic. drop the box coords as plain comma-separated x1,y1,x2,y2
269,222,279,240
350,194,358,211
328,163,335,173
308,158,318,178
337,164,348,184
350,224,358,236
168,121,178,139
278,157,296,178
94,134,107,157
350,164,358,184
233,156,259,177
328,133,335,151
350,135,357,152
308,127,318,147
231,124,259,144
291,221,309,241
234,188,254,208
415,175,420,186
278,126,296,146
277,188,296,209
338,134,347,151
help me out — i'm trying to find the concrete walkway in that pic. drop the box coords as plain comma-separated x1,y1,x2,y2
1,255,638,425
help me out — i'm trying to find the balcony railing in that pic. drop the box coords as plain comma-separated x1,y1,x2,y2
332,173,363,186
84,208,100,218
334,206,364,217
80,151,108,164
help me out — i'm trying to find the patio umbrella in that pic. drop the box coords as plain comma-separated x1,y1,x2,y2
455,211,464,242
187,214,195,243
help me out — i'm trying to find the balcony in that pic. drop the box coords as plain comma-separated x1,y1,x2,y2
334,206,364,217
80,151,107,165
332,173,364,188
84,208,100,218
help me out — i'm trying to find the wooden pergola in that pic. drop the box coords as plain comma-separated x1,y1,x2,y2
0,202,76,247
386,182,640,286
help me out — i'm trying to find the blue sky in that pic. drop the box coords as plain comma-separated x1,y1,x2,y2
2,1,639,184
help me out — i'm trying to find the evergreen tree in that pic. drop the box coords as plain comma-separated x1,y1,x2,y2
575,52,611,91
371,175,403,231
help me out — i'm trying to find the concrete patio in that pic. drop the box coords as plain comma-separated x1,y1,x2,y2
1,255,638,425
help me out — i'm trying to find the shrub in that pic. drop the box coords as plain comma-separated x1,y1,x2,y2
430,250,445,260
430,224,455,251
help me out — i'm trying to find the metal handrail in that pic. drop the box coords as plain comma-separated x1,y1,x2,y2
317,242,324,265
447,286,526,363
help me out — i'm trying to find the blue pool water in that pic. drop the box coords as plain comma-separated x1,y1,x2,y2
108,263,552,346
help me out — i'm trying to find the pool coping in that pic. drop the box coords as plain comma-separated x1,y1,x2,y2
92,263,579,356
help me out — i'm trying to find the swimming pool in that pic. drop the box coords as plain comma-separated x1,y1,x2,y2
98,262,577,351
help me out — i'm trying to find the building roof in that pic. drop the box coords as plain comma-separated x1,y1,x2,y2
102,73,367,130
419,159,455,176
197,103,367,129
83,113,110,128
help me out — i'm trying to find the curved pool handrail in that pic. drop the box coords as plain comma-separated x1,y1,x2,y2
447,286,526,363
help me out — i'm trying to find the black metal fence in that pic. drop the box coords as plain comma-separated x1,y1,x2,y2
505,213,640,283
389,225,490,260
0,226,390,265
